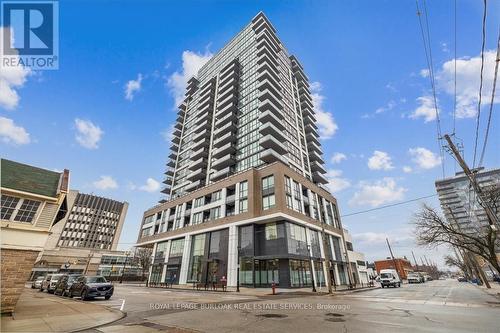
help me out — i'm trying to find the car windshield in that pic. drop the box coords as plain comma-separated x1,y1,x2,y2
51,274,63,280
381,273,392,278
36,276,45,281
68,276,80,282
87,276,107,283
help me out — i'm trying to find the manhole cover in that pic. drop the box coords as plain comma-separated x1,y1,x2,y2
256,313,288,318
326,313,344,317
325,318,346,322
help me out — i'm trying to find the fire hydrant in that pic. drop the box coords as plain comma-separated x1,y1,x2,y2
271,281,276,295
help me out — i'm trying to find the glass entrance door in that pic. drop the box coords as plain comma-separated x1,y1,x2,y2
253,259,279,287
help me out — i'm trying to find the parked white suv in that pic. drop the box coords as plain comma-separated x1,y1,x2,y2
380,269,401,288
40,274,64,293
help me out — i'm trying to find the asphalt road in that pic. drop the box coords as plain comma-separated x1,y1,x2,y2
83,279,500,333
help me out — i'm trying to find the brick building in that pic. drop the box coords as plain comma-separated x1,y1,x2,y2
374,258,413,280
1,159,69,314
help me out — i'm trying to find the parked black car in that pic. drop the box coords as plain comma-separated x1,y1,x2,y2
54,274,82,296
69,276,113,300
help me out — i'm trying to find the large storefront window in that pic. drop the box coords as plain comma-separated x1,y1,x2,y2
150,264,163,284
287,223,308,256
188,234,206,282
314,261,325,287
169,238,185,257
254,259,279,286
289,259,312,287
155,241,168,259
240,257,254,285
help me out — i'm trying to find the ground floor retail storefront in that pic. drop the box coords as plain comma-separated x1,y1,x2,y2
146,220,352,289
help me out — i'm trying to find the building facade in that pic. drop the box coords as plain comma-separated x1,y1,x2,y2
136,12,362,290
435,167,500,234
1,159,69,314
374,258,413,280
161,12,327,203
32,191,128,276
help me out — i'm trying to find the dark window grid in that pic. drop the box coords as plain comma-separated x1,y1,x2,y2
14,199,41,223
1,195,20,220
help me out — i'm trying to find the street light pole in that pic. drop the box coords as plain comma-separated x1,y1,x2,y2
236,246,241,292
307,244,317,292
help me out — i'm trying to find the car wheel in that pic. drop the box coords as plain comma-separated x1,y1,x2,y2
69,290,74,298
381,285,384,288
105,295,111,300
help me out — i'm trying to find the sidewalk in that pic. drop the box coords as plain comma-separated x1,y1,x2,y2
476,281,500,299
1,288,124,333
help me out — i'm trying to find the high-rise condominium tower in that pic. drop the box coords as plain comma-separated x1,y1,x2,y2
162,12,327,201
137,12,367,290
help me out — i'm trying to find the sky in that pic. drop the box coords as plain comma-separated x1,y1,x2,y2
1,0,499,269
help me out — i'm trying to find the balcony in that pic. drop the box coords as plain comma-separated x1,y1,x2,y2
259,88,281,108
212,142,236,158
220,59,240,78
189,157,207,171
259,99,282,117
256,30,280,52
168,151,177,160
304,122,318,134
258,78,281,99
261,148,288,165
195,111,210,126
309,150,324,163
216,100,238,118
172,128,182,138
186,168,206,182
303,115,317,127
310,160,326,174
191,146,208,160
259,134,287,154
214,121,237,138
257,52,279,71
185,180,204,192
163,176,173,185
257,66,280,86
252,12,277,34
213,132,236,147
165,168,174,177
211,154,236,170
218,93,238,110
219,70,239,88
312,171,328,185
307,140,322,154
174,121,183,130
301,97,314,110
210,166,234,182
259,122,286,142
167,159,176,168
192,128,210,143
215,110,235,128
259,111,285,131
306,131,320,145
161,186,171,195
191,136,210,151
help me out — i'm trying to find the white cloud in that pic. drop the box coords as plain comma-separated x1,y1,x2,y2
403,166,413,173
167,50,213,108
74,118,103,149
420,69,430,78
367,150,394,171
325,169,351,193
0,116,30,144
409,147,441,169
436,50,498,118
0,28,31,110
409,95,438,123
375,100,396,114
139,178,161,193
124,73,143,101
353,230,413,244
161,123,175,142
349,178,406,207
331,152,347,164
93,176,118,190
310,81,338,139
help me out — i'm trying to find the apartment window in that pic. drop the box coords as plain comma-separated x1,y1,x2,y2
265,223,278,240
210,206,221,220
239,181,248,198
284,176,292,194
194,197,204,208
141,227,152,237
211,190,222,202
239,198,248,213
13,199,41,223
262,194,276,210
346,242,354,251
1,195,20,220
143,215,154,225
289,223,307,242
170,238,185,257
192,212,202,225
262,175,275,191
286,194,293,209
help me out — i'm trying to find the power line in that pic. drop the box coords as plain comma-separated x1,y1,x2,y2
341,194,438,218
479,27,500,167
416,0,446,179
472,0,488,168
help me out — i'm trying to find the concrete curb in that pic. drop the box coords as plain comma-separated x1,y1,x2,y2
331,286,380,295
72,310,127,333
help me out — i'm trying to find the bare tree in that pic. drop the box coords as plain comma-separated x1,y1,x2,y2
133,247,153,280
444,254,469,278
414,203,499,275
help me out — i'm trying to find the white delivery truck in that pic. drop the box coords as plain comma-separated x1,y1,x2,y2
380,269,401,288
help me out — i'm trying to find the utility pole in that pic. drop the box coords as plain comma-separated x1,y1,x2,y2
386,238,399,275
444,134,500,230
412,251,419,271
424,255,430,267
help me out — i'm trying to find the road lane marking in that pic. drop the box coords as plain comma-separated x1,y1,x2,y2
120,299,125,311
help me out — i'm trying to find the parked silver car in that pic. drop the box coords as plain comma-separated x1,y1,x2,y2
31,276,45,289
40,273,64,293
